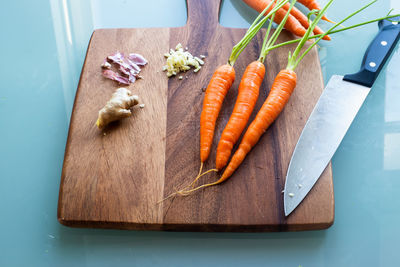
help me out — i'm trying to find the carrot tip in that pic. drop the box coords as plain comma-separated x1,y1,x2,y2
323,35,331,41
322,16,336,25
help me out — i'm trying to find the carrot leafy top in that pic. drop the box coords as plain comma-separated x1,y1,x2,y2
228,0,290,66
259,0,297,63
285,0,400,71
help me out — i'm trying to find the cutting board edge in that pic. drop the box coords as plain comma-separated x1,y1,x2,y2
57,29,98,221
57,218,333,232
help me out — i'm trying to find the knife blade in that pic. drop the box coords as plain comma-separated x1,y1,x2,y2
284,19,400,216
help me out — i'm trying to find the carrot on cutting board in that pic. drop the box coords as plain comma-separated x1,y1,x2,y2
215,0,295,171
177,0,393,195
157,0,292,199
200,64,235,163
198,0,289,167
176,0,332,195
220,68,297,181
242,0,331,40
215,61,265,170
196,0,291,169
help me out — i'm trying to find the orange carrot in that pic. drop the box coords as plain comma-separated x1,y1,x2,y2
199,0,289,164
280,3,331,39
158,1,290,200
178,69,296,194
200,64,235,163
242,0,331,40
298,0,321,10
181,0,295,190
175,0,335,196
221,69,296,180
214,0,294,171
297,0,334,23
216,61,265,170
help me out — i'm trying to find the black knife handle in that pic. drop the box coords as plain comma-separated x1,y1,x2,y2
343,18,400,88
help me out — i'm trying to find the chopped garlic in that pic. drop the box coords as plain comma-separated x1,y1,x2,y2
200,55,206,59
178,76,183,80
163,43,205,77
288,193,295,197
139,104,145,108
194,57,204,65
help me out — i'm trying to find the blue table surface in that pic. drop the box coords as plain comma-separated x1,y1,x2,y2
1,0,400,266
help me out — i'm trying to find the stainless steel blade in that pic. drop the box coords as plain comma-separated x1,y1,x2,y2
284,75,371,216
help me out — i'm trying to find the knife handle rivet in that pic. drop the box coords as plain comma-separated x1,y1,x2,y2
369,62,377,67
381,41,388,46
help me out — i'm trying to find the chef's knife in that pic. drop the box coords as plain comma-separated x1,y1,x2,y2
284,19,400,216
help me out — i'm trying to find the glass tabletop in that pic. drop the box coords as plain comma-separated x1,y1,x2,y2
1,0,399,266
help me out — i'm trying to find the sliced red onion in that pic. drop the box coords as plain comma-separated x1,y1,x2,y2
101,61,112,69
118,64,131,77
128,75,136,83
107,52,124,64
102,69,130,85
102,52,147,84
128,53,147,66
127,59,141,72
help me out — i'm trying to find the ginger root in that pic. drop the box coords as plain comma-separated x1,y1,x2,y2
96,87,139,129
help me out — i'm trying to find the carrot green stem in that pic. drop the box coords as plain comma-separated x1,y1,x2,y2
259,0,297,62
229,0,290,66
259,9,277,62
286,0,334,70
268,13,399,50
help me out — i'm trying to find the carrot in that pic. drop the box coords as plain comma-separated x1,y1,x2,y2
266,2,397,51
200,64,235,163
280,2,332,37
158,0,291,196
215,0,294,171
176,0,331,195
184,69,296,192
297,0,334,23
242,0,331,40
298,0,320,10
215,61,265,170
199,0,290,164
221,69,296,180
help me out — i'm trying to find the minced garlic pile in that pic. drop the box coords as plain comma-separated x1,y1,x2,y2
163,43,205,77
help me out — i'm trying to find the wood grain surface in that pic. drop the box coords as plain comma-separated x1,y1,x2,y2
58,0,334,231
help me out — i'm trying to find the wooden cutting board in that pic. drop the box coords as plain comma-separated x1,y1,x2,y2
58,0,334,231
